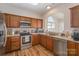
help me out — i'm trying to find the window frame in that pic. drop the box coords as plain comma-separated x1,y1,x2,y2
47,16,55,32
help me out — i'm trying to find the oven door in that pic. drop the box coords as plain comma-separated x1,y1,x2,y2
21,35,31,44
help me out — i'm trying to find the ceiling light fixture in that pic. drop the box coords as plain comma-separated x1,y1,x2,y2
46,6,51,10
31,3,38,5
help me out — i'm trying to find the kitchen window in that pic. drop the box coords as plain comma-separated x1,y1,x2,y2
47,16,55,32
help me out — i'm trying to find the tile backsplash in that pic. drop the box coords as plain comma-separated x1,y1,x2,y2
7,28,20,36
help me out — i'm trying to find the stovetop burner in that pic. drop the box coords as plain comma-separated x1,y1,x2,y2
20,32,31,36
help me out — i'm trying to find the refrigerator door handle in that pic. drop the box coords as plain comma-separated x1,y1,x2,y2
3,14,7,47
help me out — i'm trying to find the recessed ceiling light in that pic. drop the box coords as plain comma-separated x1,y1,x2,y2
46,6,51,10
31,3,38,5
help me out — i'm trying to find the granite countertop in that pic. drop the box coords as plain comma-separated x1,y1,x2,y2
7,32,79,43
32,33,79,43
7,34,20,37
49,34,79,43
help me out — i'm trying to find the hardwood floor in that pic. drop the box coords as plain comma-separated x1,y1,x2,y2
4,45,53,56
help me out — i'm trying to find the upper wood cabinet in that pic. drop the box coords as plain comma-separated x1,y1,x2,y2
31,19,43,28
4,13,43,28
10,15,20,28
4,14,20,28
31,19,38,28
70,5,79,27
37,19,43,28
4,14,10,27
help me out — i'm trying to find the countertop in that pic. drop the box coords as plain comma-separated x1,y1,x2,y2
7,34,20,37
7,32,79,43
32,33,79,43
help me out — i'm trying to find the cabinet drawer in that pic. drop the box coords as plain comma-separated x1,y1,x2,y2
67,41,75,48
11,42,20,46
67,41,76,56
67,49,76,56
11,37,20,42
11,42,20,50
11,45,20,50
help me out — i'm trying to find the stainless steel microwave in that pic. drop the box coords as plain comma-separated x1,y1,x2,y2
20,21,31,28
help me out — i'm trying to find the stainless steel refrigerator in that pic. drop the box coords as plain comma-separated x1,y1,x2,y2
0,13,7,55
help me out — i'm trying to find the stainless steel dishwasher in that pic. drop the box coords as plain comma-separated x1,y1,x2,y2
54,38,67,56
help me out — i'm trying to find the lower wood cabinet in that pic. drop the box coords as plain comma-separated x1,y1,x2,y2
40,35,47,48
6,37,11,52
11,37,20,51
76,43,79,56
67,41,77,56
46,36,54,51
32,34,40,46
5,36,20,53
32,34,54,52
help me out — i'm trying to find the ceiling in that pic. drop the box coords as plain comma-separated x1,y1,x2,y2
3,3,64,15
0,3,73,16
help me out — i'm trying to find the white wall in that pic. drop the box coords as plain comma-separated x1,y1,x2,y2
43,3,79,33
0,4,42,19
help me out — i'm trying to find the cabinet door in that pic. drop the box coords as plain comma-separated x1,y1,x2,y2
41,35,47,48
39,35,42,44
37,19,43,28
76,43,79,56
11,37,20,51
10,15,20,28
32,34,39,46
4,14,10,27
5,37,11,52
31,19,38,28
6,36,20,52
47,36,54,51
67,41,76,56
70,6,79,27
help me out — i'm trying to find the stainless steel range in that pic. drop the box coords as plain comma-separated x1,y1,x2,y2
20,31,31,50
22,35,31,44
20,21,31,49
20,20,32,49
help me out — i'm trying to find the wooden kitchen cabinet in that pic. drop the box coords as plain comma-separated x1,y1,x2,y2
11,37,20,51
37,19,43,28
4,14,11,27
76,43,79,56
5,36,20,53
67,40,77,56
4,14,20,28
10,15,20,28
31,19,38,28
4,13,43,28
70,5,79,27
31,19,43,28
32,34,40,46
5,37,11,52
40,35,47,48
46,36,54,51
